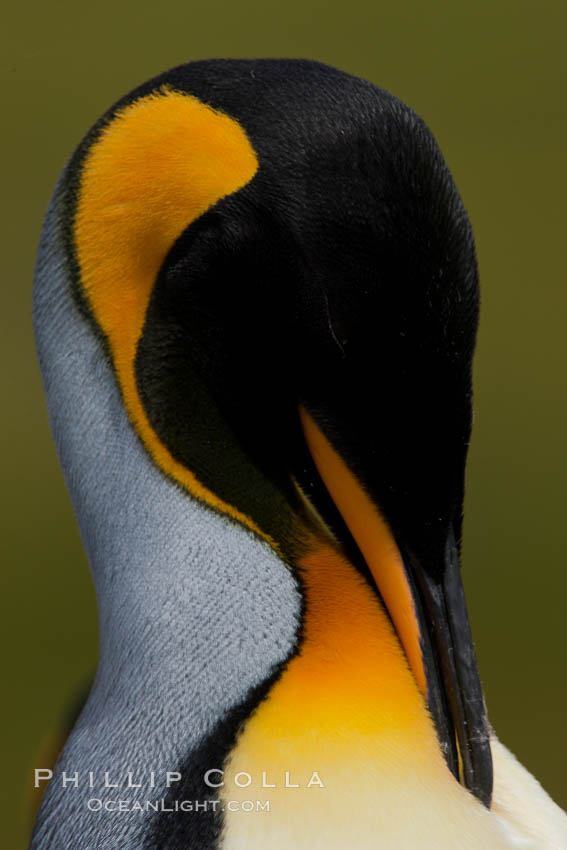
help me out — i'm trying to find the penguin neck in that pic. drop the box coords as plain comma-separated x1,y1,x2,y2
33,183,301,775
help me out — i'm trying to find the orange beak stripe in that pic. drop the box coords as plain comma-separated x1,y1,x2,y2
299,405,427,697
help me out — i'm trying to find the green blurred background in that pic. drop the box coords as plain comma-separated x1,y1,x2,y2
2,0,566,846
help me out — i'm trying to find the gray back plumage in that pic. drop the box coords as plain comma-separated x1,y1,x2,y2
31,175,301,848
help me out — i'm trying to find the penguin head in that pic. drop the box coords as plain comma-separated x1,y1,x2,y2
35,59,489,808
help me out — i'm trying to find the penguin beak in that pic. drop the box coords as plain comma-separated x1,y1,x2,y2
299,407,493,808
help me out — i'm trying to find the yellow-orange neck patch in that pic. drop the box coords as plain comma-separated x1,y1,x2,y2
74,87,268,539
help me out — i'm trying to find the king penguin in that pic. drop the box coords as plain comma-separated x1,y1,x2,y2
31,59,567,849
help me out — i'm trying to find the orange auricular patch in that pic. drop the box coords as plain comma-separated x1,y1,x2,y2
299,406,427,696
74,87,267,539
